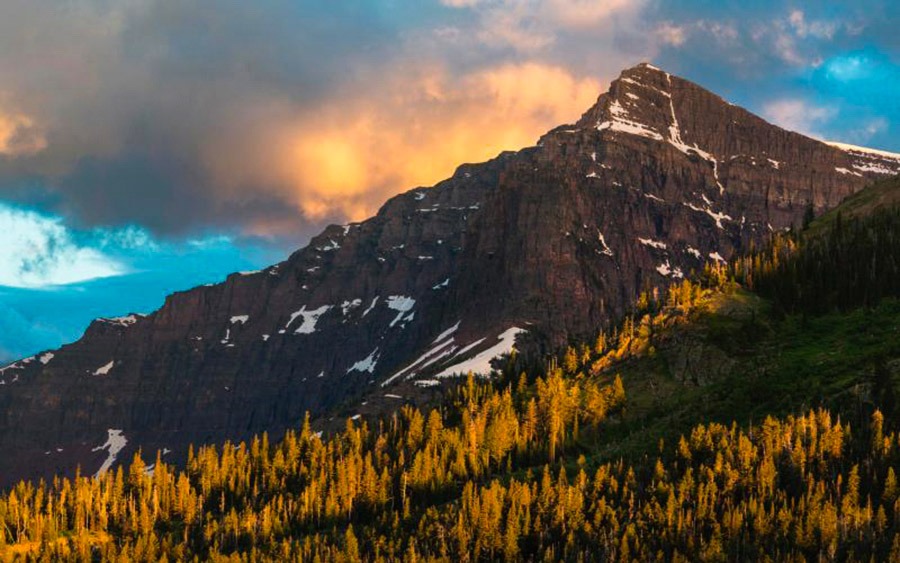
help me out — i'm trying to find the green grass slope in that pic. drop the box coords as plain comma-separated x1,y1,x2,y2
587,287,900,462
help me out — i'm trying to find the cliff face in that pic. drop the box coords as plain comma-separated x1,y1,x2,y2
1,63,897,484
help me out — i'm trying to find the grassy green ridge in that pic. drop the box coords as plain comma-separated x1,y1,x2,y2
808,174,900,236
586,289,900,463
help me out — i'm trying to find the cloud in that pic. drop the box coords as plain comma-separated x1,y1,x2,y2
0,0,410,237
853,117,888,140
751,10,839,67
0,0,895,243
0,1,622,238
0,110,46,157
788,10,837,40
439,0,644,52
656,22,687,47
652,5,873,76
0,216,282,364
823,54,877,82
209,62,602,226
0,203,126,288
761,99,837,139
440,0,484,7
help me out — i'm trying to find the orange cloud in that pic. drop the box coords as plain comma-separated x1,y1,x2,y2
203,63,601,235
0,110,46,157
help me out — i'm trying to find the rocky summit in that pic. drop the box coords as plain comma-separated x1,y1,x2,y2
2,63,898,484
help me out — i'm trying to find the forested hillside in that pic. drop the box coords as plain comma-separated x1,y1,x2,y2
2,179,900,561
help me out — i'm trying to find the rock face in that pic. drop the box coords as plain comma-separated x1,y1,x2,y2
1,63,898,484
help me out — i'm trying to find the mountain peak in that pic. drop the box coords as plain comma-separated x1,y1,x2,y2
624,61,668,74
571,63,900,183
574,61,714,157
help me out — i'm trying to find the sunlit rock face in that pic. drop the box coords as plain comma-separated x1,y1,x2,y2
0,63,894,485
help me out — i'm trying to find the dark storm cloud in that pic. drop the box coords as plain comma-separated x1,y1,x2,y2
0,0,430,237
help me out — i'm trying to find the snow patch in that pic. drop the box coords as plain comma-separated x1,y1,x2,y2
684,202,732,229
92,429,127,478
39,352,54,365
666,74,685,148
826,141,900,161
827,141,900,175
386,295,416,328
596,99,665,141
619,76,671,97
230,315,249,325
662,80,726,194
101,315,141,327
709,252,726,264
286,305,332,334
317,239,340,252
656,261,684,279
389,340,458,385
853,162,898,175
597,232,613,256
686,246,702,259
382,322,462,386
415,379,441,388
433,321,460,344
0,361,24,375
341,299,362,316
597,119,664,141
362,296,379,317
639,237,667,250
835,167,862,177
435,327,526,378
432,278,450,290
93,361,115,376
347,349,379,374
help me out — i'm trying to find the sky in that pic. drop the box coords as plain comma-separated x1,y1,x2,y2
1,0,898,362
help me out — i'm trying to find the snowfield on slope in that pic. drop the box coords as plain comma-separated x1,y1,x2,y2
434,327,526,378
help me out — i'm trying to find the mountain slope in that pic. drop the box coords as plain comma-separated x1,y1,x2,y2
4,193,900,559
1,63,898,484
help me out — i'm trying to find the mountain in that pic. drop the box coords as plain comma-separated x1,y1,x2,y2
1,63,898,484
4,187,900,559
